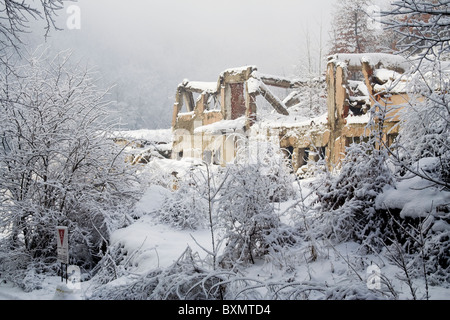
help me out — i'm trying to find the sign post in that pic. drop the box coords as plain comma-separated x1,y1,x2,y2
56,226,69,283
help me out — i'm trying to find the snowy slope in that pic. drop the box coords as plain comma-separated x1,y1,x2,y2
1,158,449,300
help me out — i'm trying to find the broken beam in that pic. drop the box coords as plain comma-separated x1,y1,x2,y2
257,73,325,89
258,81,289,116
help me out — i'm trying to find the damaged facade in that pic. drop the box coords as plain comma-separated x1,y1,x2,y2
171,53,411,174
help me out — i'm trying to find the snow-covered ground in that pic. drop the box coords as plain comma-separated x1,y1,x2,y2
0,130,449,300
112,129,173,144
1,161,449,300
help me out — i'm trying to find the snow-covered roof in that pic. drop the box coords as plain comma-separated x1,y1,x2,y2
183,81,219,94
373,68,403,83
193,117,247,135
246,77,261,94
328,53,411,72
345,112,371,125
256,112,328,130
219,65,257,77
112,129,173,143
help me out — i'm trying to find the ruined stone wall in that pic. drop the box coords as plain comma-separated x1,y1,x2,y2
170,54,411,172
324,54,411,168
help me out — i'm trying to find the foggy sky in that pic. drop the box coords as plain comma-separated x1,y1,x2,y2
61,0,333,73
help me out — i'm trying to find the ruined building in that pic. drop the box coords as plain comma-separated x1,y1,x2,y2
171,53,412,174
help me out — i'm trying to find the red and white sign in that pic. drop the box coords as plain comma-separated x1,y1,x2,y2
56,226,69,264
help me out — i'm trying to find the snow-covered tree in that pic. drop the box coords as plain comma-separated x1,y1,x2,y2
312,102,394,251
391,67,450,190
379,1,450,287
381,0,449,190
216,160,297,270
382,0,450,62
0,50,141,285
154,168,209,230
0,0,67,67
216,164,280,268
292,19,328,119
328,0,403,54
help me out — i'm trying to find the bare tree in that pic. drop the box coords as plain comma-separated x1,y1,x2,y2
380,0,450,190
377,0,450,293
0,49,141,286
0,0,69,75
0,0,66,48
